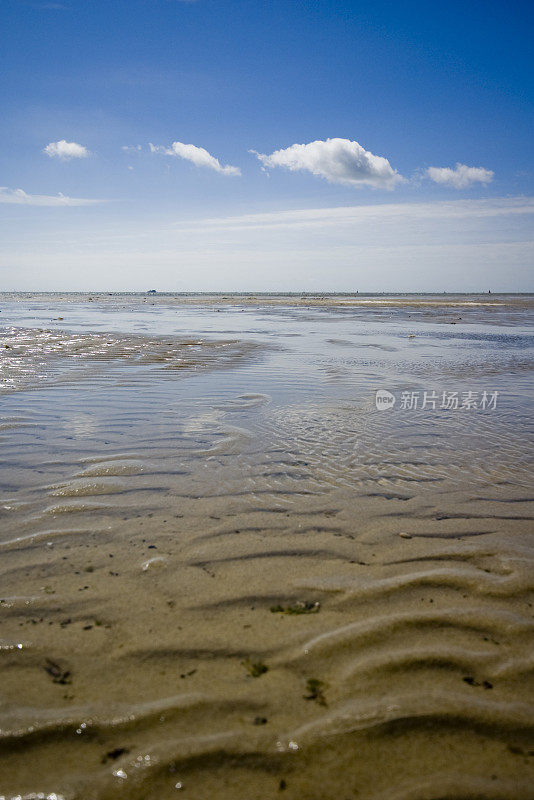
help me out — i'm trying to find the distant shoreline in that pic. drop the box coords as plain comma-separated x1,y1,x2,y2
2,291,534,297
2,291,533,310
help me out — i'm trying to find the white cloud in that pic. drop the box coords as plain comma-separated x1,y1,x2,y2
0,187,102,206
149,141,240,176
251,138,404,189
122,145,142,153
43,140,90,160
426,163,494,189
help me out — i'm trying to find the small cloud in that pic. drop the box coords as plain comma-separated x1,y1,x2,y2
251,138,404,189
43,140,90,160
0,186,102,206
149,141,240,176
122,145,143,153
426,163,494,189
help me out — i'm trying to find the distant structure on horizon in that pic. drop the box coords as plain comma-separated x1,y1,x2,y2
147,289,157,294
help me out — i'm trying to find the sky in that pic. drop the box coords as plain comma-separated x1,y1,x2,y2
1,0,533,292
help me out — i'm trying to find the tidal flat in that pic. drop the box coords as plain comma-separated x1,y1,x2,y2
0,293,533,800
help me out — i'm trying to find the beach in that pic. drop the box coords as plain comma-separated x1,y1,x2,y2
0,293,533,799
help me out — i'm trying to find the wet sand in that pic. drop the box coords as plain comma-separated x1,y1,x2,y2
0,294,533,799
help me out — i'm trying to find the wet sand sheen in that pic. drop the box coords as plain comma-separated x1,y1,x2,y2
0,294,533,799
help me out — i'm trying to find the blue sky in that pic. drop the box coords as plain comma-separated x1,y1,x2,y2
1,0,533,291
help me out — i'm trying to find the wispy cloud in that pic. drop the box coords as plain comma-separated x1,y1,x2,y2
174,197,533,233
251,138,404,189
0,187,102,206
4,198,531,292
30,2,68,8
426,163,494,189
43,140,90,160
122,145,143,153
149,141,241,176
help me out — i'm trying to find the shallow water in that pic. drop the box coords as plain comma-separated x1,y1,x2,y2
0,293,533,800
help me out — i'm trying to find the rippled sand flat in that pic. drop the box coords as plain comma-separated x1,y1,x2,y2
0,294,533,800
